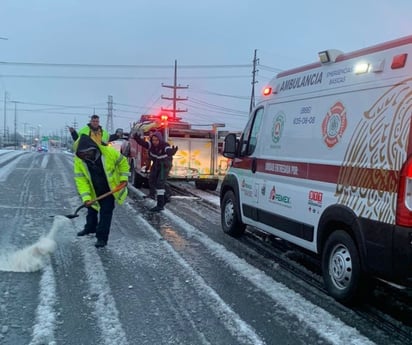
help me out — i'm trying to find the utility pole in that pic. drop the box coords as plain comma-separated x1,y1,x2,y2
12,101,17,150
249,49,259,114
1,38,8,145
161,60,188,141
23,122,28,148
3,91,7,143
72,118,78,130
106,95,114,133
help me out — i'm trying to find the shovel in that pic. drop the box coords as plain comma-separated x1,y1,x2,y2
64,182,127,219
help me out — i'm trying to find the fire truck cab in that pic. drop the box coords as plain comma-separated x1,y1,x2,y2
122,114,230,191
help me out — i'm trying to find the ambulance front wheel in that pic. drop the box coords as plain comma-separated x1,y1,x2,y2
321,230,363,304
221,190,246,237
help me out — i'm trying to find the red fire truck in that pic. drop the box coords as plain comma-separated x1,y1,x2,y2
121,114,230,191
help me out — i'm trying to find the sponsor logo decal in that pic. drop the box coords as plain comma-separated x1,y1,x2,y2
308,190,323,214
241,178,254,197
261,183,266,196
272,112,285,144
269,185,291,207
322,101,347,148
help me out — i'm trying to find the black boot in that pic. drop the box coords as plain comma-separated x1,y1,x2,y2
77,229,96,236
150,195,165,212
146,192,156,200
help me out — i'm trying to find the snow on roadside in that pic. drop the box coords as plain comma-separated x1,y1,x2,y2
128,187,375,345
0,150,30,182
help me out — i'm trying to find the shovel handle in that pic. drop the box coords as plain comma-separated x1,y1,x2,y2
86,182,127,206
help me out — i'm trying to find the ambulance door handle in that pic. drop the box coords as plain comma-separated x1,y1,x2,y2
251,158,257,173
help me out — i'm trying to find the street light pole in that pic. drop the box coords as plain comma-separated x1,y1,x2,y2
12,101,17,150
3,91,7,142
1,36,9,145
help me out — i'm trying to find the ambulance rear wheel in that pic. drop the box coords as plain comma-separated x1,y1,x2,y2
221,190,245,237
322,230,363,304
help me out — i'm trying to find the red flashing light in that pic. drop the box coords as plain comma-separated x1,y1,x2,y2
263,87,272,96
396,156,412,226
160,114,169,121
391,53,408,69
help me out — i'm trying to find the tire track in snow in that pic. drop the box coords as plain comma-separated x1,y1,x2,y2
29,264,57,345
161,207,376,345
79,240,129,345
123,203,266,345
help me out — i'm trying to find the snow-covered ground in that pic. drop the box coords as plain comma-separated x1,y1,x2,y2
0,152,408,345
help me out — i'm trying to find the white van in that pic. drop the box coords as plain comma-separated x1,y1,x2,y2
221,35,412,303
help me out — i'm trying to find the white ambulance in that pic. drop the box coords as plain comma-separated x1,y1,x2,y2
221,35,412,303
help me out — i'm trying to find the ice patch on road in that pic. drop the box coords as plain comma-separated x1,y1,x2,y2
0,215,71,272
163,209,376,345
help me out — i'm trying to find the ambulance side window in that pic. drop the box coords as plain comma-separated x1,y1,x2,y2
240,108,264,156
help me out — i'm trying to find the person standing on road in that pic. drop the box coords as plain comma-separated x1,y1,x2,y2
69,114,110,145
74,134,129,247
132,129,177,212
109,128,127,142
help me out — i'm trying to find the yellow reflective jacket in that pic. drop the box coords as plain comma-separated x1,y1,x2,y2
78,124,110,145
73,144,130,210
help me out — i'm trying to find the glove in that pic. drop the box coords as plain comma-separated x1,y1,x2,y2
131,128,143,140
168,145,178,156
84,200,93,207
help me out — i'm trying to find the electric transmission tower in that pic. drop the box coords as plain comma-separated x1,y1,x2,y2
106,95,114,133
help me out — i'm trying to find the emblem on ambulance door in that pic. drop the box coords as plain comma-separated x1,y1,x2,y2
322,101,347,148
272,112,285,144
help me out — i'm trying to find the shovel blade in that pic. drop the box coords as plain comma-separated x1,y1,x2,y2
65,214,80,219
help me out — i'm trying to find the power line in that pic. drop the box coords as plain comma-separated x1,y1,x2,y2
188,87,249,100
7,100,105,109
187,103,248,118
0,74,251,80
259,64,283,72
0,61,252,69
188,97,248,115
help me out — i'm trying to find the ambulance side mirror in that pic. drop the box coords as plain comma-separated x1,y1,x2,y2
223,133,237,158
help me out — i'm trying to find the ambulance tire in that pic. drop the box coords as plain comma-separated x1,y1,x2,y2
322,230,364,304
221,190,246,237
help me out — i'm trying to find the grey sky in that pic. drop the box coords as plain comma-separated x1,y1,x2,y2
1,0,412,136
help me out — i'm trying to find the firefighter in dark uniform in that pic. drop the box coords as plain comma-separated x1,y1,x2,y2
132,130,178,212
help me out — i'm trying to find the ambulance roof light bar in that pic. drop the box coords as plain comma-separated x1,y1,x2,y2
318,49,344,64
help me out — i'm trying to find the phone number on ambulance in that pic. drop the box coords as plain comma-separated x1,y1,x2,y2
293,116,316,125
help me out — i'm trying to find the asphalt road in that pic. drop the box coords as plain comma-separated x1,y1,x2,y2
0,151,409,345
